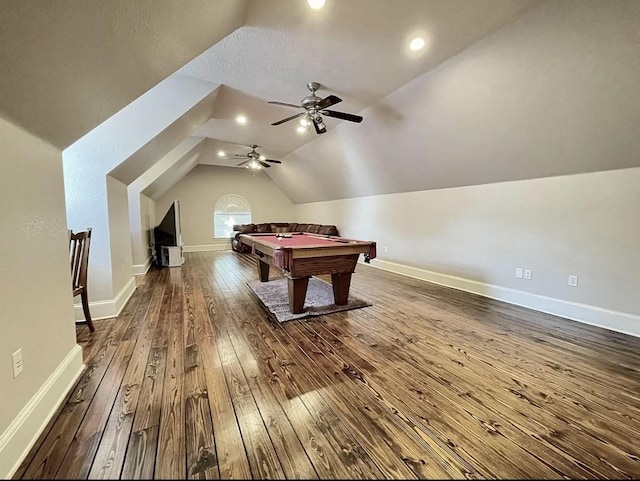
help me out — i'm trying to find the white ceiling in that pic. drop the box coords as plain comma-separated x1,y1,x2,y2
0,0,246,149
4,0,638,206
180,0,540,165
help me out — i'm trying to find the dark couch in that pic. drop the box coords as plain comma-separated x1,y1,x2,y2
231,222,340,252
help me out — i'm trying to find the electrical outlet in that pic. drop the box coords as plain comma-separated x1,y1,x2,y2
524,269,532,280
12,349,23,378
568,275,578,287
383,246,388,254
515,268,523,279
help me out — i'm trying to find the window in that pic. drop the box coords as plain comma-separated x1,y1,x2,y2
214,195,251,238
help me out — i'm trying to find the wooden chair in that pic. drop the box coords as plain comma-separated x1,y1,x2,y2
69,228,95,332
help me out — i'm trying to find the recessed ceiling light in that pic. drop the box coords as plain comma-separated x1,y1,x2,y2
409,37,425,51
217,150,225,157
235,115,247,124
308,0,325,10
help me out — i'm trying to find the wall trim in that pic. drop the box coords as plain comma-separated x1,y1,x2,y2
132,257,152,276
74,276,136,321
0,345,84,478
361,258,640,338
183,243,230,252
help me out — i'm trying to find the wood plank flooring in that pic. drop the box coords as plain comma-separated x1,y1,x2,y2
15,251,640,479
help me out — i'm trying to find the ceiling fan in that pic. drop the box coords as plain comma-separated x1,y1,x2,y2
268,81,363,134
233,144,282,169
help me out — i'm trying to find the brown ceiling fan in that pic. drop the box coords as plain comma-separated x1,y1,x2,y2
268,81,363,134
234,144,282,169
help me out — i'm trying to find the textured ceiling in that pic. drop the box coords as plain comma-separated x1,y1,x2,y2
0,0,246,149
179,0,540,166
7,0,636,207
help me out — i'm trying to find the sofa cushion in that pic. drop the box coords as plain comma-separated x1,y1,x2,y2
295,223,309,232
318,225,339,236
255,223,272,233
307,224,322,233
271,224,290,233
233,223,255,234
288,223,299,232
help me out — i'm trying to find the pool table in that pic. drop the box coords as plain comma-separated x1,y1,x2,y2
239,232,377,314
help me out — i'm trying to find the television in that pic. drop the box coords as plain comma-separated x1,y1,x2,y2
152,200,183,266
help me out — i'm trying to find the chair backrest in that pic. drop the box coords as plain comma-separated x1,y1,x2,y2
69,228,92,292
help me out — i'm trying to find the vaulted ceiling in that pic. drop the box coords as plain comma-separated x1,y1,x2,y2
0,0,246,149
3,0,639,204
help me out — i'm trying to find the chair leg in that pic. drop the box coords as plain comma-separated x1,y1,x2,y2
80,290,95,332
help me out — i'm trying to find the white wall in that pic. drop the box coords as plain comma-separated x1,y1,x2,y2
128,192,156,273
296,167,640,336
155,165,295,248
0,116,83,477
63,76,219,310
106,177,134,296
141,195,156,263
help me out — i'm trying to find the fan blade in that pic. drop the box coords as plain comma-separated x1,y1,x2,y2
264,159,282,164
271,112,304,126
259,161,271,168
236,160,249,167
268,101,302,109
234,154,250,158
316,94,342,110
312,118,326,134
321,110,363,123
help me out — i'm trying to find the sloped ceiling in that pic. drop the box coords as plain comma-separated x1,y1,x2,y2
142,0,543,198
108,83,220,185
266,0,640,203
179,0,539,159
142,144,204,200
6,0,638,205
0,0,246,149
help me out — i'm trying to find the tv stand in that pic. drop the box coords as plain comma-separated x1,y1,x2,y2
161,245,183,267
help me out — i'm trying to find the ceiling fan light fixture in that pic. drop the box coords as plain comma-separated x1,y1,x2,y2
296,125,307,134
269,82,362,134
235,114,247,124
217,150,225,157
308,0,325,10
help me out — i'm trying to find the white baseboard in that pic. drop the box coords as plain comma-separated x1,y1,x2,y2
132,257,152,276
183,243,230,252
74,276,136,321
361,258,640,338
0,345,84,478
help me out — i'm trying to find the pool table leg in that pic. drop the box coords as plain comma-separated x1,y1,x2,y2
331,272,352,305
258,259,270,282
287,276,309,314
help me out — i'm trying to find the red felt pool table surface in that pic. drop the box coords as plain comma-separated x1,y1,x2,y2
239,232,377,270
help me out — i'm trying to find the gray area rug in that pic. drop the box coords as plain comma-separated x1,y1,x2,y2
247,277,371,323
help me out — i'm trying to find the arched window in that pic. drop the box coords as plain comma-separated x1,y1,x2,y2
213,195,251,238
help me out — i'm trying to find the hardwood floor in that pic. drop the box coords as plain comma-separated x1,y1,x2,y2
15,251,640,479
